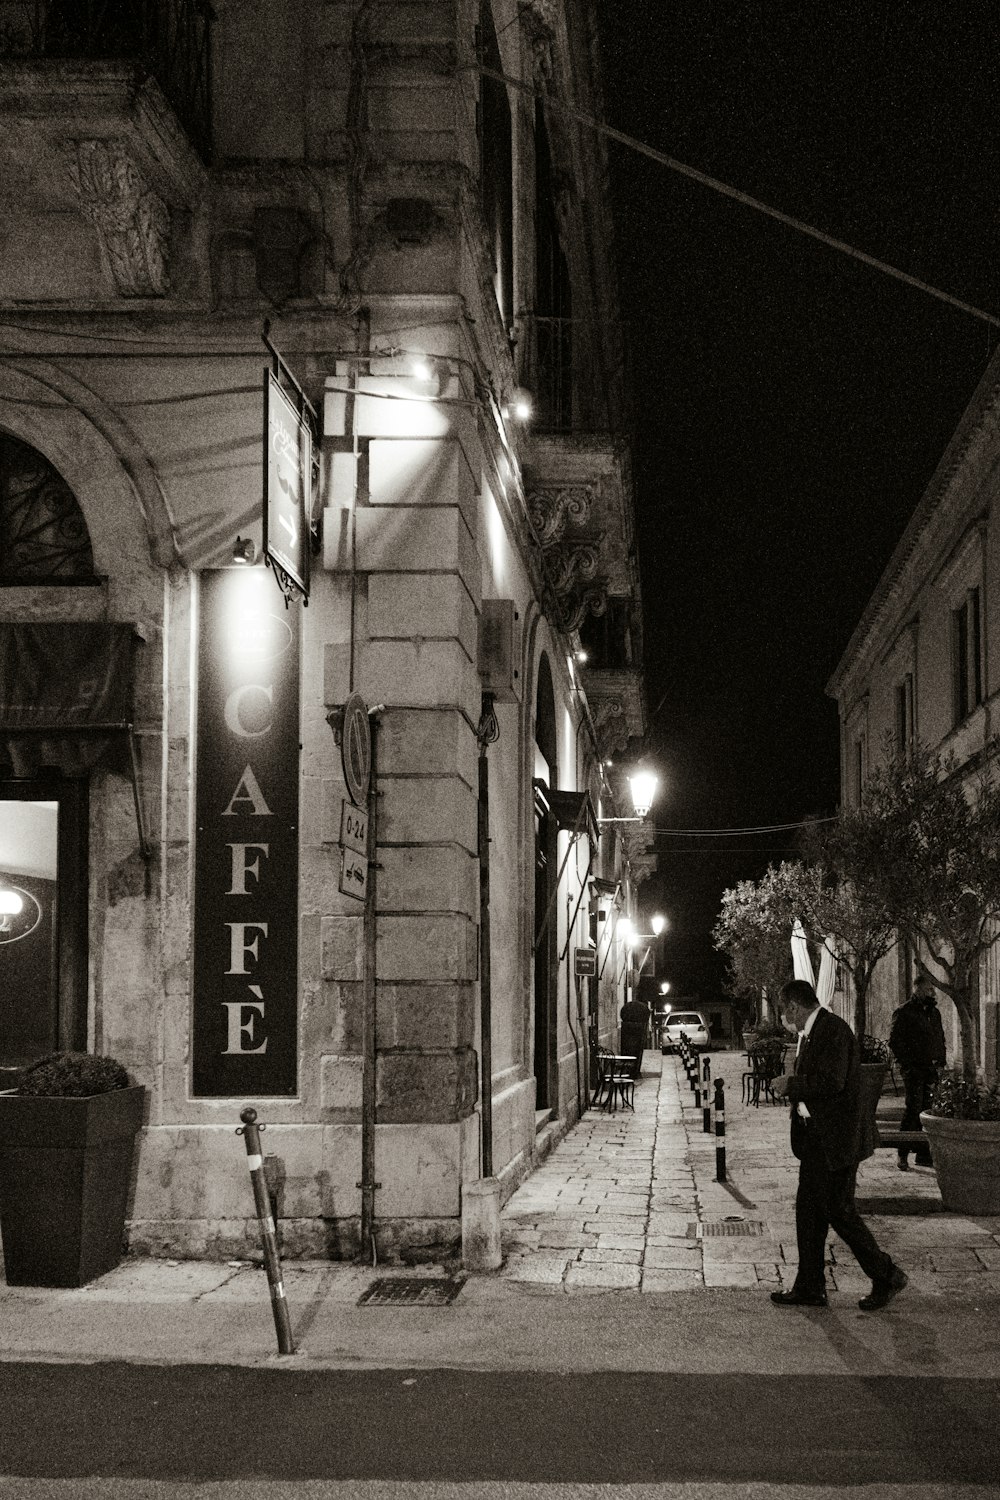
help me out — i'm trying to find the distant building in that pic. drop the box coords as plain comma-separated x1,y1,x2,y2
0,1,652,1258
827,348,1000,1077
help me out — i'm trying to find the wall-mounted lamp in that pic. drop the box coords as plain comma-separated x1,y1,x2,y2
411,355,447,397
598,768,659,826
504,386,533,423
628,770,658,818
233,536,257,566
651,913,666,936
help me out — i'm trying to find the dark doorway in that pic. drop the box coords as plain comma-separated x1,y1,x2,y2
0,779,88,1077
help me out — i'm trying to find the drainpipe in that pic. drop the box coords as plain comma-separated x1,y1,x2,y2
476,694,499,1176
359,713,380,1261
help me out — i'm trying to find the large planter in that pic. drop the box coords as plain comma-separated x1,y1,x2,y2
919,1111,1000,1214
0,1086,145,1287
858,1063,887,1159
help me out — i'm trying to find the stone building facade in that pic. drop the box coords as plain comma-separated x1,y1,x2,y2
827,347,1000,1078
0,0,651,1258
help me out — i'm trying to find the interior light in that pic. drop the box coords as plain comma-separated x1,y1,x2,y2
651,913,666,936
0,890,24,916
412,357,433,382
232,536,257,566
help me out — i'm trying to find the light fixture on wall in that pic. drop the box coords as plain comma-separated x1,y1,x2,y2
232,536,257,566
598,767,660,825
504,385,533,423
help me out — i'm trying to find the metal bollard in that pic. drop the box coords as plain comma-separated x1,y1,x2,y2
237,1106,295,1355
714,1079,726,1182
694,1060,702,1109
702,1056,712,1133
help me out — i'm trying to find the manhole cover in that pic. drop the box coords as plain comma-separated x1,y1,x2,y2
358,1275,467,1306
694,1220,766,1238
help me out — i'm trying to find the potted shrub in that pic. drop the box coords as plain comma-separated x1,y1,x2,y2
0,1052,145,1287
858,1034,890,1157
920,1071,1000,1213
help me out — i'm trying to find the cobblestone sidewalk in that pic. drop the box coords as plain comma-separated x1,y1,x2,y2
500,1049,1000,1295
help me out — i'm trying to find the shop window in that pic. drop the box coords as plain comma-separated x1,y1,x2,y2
0,433,96,582
0,780,88,1077
952,586,983,724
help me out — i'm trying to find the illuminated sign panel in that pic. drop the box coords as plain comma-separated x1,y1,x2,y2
192,569,300,1097
263,369,311,602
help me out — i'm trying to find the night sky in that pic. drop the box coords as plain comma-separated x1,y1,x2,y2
595,3,1000,995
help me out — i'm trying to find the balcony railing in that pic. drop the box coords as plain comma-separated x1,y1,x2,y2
0,0,213,157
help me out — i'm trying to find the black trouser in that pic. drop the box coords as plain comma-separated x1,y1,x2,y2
793,1139,896,1297
899,1069,935,1163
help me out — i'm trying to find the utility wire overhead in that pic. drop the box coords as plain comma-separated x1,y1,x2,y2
471,63,1000,331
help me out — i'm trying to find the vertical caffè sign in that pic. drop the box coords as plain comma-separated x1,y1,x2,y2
192,570,300,1096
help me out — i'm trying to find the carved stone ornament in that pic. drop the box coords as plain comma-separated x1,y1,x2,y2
70,139,171,297
527,484,594,545
590,696,629,758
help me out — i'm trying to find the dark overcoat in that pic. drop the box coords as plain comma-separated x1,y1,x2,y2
784,1007,867,1169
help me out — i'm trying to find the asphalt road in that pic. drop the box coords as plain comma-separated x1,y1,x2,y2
0,1363,997,1489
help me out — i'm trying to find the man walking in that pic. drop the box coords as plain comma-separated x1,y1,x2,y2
889,970,947,1170
770,979,907,1312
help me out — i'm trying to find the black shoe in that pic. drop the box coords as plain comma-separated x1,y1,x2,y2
897,1157,909,1171
770,1289,829,1308
859,1268,908,1311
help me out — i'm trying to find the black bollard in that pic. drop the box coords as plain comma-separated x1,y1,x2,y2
237,1107,295,1355
714,1078,726,1182
702,1055,712,1133
694,1060,702,1109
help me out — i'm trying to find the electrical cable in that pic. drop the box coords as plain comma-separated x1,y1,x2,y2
466,61,1000,332
654,817,837,836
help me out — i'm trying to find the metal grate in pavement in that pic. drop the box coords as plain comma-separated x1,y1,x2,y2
358,1275,467,1307
693,1219,766,1238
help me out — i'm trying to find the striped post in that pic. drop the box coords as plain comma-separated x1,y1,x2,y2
702,1055,712,1133
714,1078,726,1182
238,1107,295,1355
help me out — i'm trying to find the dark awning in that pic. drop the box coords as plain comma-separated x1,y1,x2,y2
0,623,136,777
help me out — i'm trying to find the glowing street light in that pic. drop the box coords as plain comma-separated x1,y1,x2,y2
627,769,658,818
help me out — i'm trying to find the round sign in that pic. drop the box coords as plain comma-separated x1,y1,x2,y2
341,692,371,807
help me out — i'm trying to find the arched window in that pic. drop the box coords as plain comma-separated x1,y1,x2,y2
0,433,95,582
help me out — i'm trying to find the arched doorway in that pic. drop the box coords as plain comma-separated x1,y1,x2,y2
533,654,558,1113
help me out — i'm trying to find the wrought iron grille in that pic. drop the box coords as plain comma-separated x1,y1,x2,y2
0,1,214,157
0,435,96,582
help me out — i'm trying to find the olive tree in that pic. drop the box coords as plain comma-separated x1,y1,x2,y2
845,747,1000,1081
713,867,794,1023
787,827,898,1039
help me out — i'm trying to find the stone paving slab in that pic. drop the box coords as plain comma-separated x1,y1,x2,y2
498,1047,1000,1296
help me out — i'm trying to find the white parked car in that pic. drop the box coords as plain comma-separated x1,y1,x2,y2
660,1010,711,1052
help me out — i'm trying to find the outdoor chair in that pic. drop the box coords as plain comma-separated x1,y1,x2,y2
591,1050,614,1109
742,1044,788,1107
592,1052,636,1113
